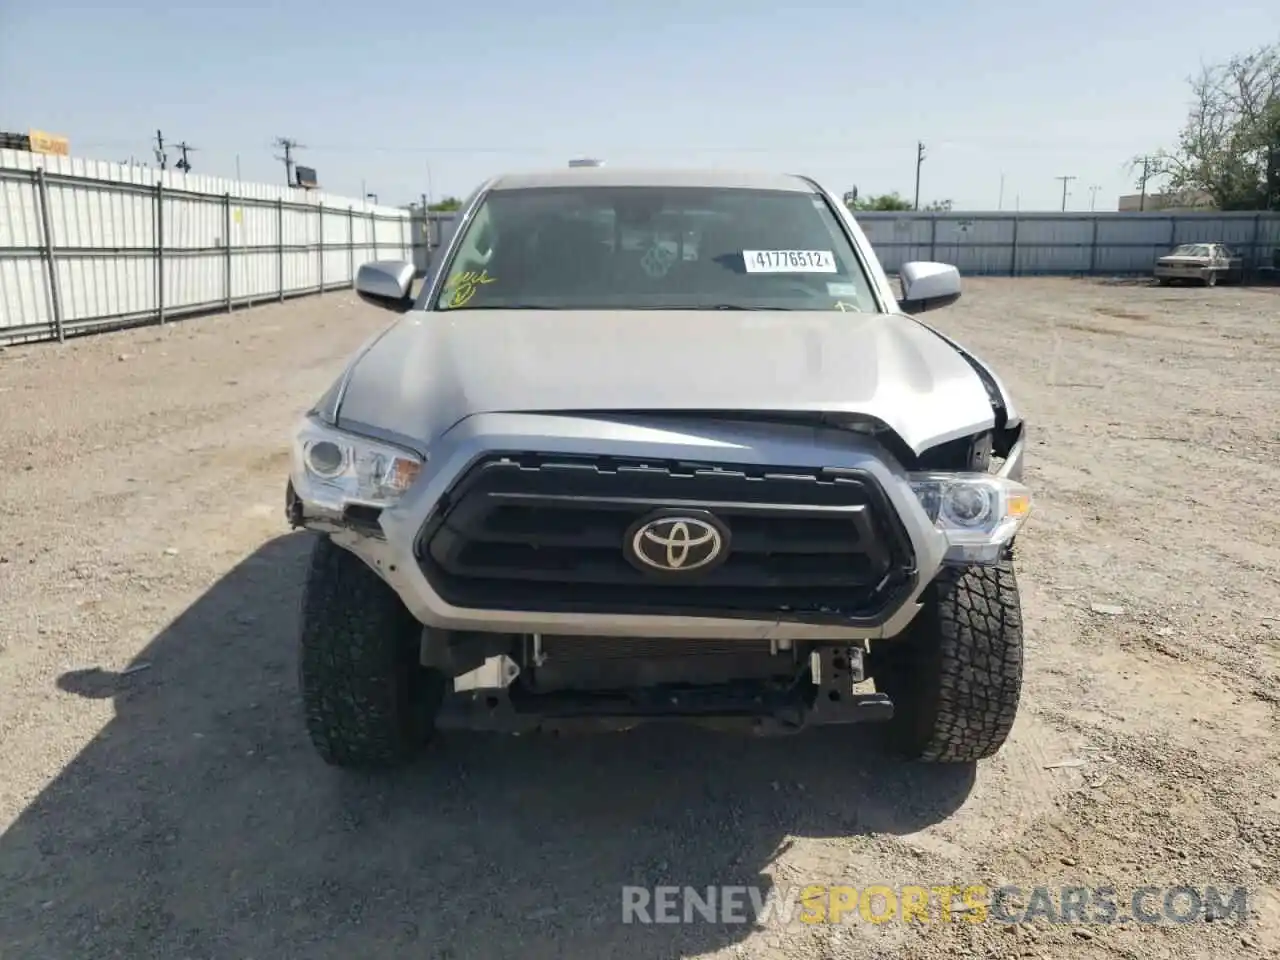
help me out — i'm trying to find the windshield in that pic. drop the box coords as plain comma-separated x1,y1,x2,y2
431,185,880,313
1171,244,1210,257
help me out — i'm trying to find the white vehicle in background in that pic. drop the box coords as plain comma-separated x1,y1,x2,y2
1153,243,1243,286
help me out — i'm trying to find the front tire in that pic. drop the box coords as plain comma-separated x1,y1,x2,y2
298,535,444,768
870,562,1024,763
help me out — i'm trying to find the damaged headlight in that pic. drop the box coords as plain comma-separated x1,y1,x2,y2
908,472,1031,564
290,417,424,513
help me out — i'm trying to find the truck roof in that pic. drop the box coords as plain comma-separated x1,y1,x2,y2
487,168,818,193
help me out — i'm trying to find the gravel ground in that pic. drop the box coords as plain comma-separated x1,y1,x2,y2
0,278,1277,960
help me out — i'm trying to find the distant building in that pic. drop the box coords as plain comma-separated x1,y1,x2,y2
1117,188,1214,212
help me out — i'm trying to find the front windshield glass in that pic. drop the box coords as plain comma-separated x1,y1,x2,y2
431,185,880,313
1171,244,1209,256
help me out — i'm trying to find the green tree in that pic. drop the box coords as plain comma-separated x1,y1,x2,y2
1138,41,1280,210
428,196,463,212
849,191,915,211
845,192,953,212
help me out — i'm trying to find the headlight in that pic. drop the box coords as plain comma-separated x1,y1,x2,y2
290,417,424,513
908,472,1031,565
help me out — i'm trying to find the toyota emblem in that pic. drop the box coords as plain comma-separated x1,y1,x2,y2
625,512,729,574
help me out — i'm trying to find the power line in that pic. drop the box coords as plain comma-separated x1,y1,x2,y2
71,136,1166,157
273,137,305,187
1054,175,1077,211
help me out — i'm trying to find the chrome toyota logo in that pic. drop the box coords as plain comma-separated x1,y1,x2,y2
627,514,726,573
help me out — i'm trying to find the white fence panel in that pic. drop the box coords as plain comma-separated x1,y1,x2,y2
0,148,412,345
420,208,1280,279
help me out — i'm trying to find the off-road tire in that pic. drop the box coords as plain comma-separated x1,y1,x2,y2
870,562,1024,763
298,535,444,768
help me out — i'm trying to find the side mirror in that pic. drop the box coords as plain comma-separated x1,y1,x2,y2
355,260,415,313
898,261,961,314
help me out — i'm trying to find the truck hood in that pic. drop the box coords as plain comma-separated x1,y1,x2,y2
334,309,998,455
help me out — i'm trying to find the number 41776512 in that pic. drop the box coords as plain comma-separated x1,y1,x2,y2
744,250,836,273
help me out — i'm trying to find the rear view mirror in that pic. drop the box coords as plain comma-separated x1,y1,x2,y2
355,260,415,313
898,261,961,314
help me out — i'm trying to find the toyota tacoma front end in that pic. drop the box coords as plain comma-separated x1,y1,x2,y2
285,168,1031,768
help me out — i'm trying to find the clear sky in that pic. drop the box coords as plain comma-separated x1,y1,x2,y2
2,0,1277,211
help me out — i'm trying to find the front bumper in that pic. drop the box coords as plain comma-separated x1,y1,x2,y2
1154,263,1210,280
292,413,991,641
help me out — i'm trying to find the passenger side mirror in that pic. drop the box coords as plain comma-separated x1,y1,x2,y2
898,261,961,314
355,260,416,313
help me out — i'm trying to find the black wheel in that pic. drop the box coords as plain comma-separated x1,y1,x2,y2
870,562,1024,763
1156,277,1170,286
298,535,445,768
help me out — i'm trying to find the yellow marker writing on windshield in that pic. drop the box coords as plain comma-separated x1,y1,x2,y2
445,269,496,307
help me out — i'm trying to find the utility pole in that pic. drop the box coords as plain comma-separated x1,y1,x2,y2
153,129,167,171
1055,175,1076,211
998,172,1005,211
914,141,926,210
273,137,304,187
1088,184,1102,211
1134,155,1161,211
173,141,197,174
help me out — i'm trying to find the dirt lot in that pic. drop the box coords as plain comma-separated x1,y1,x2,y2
0,278,1277,960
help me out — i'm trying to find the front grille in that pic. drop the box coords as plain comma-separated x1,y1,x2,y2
416,453,917,624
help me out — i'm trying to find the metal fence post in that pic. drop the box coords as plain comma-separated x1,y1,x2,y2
156,181,166,324
1010,216,1020,277
369,209,377,261
1088,215,1099,275
317,203,324,294
348,206,355,286
1249,213,1262,279
34,167,64,343
277,198,285,301
928,215,937,262
224,193,233,311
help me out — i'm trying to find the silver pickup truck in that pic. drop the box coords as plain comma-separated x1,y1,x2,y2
285,167,1031,769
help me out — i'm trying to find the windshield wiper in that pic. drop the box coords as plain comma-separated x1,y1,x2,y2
630,304,798,311
445,304,561,310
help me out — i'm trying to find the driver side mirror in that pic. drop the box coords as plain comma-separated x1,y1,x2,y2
355,260,415,313
897,261,961,314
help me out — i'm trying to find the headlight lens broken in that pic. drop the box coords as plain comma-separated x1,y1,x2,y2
908,472,1031,564
292,419,424,512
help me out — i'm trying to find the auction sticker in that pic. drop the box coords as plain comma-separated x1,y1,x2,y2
742,250,837,273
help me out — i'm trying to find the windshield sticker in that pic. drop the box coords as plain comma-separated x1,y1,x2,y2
742,250,837,274
443,269,496,307
833,300,861,313
826,281,858,297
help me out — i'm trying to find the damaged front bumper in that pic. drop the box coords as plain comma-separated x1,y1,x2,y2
436,645,894,736
287,412,1031,643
